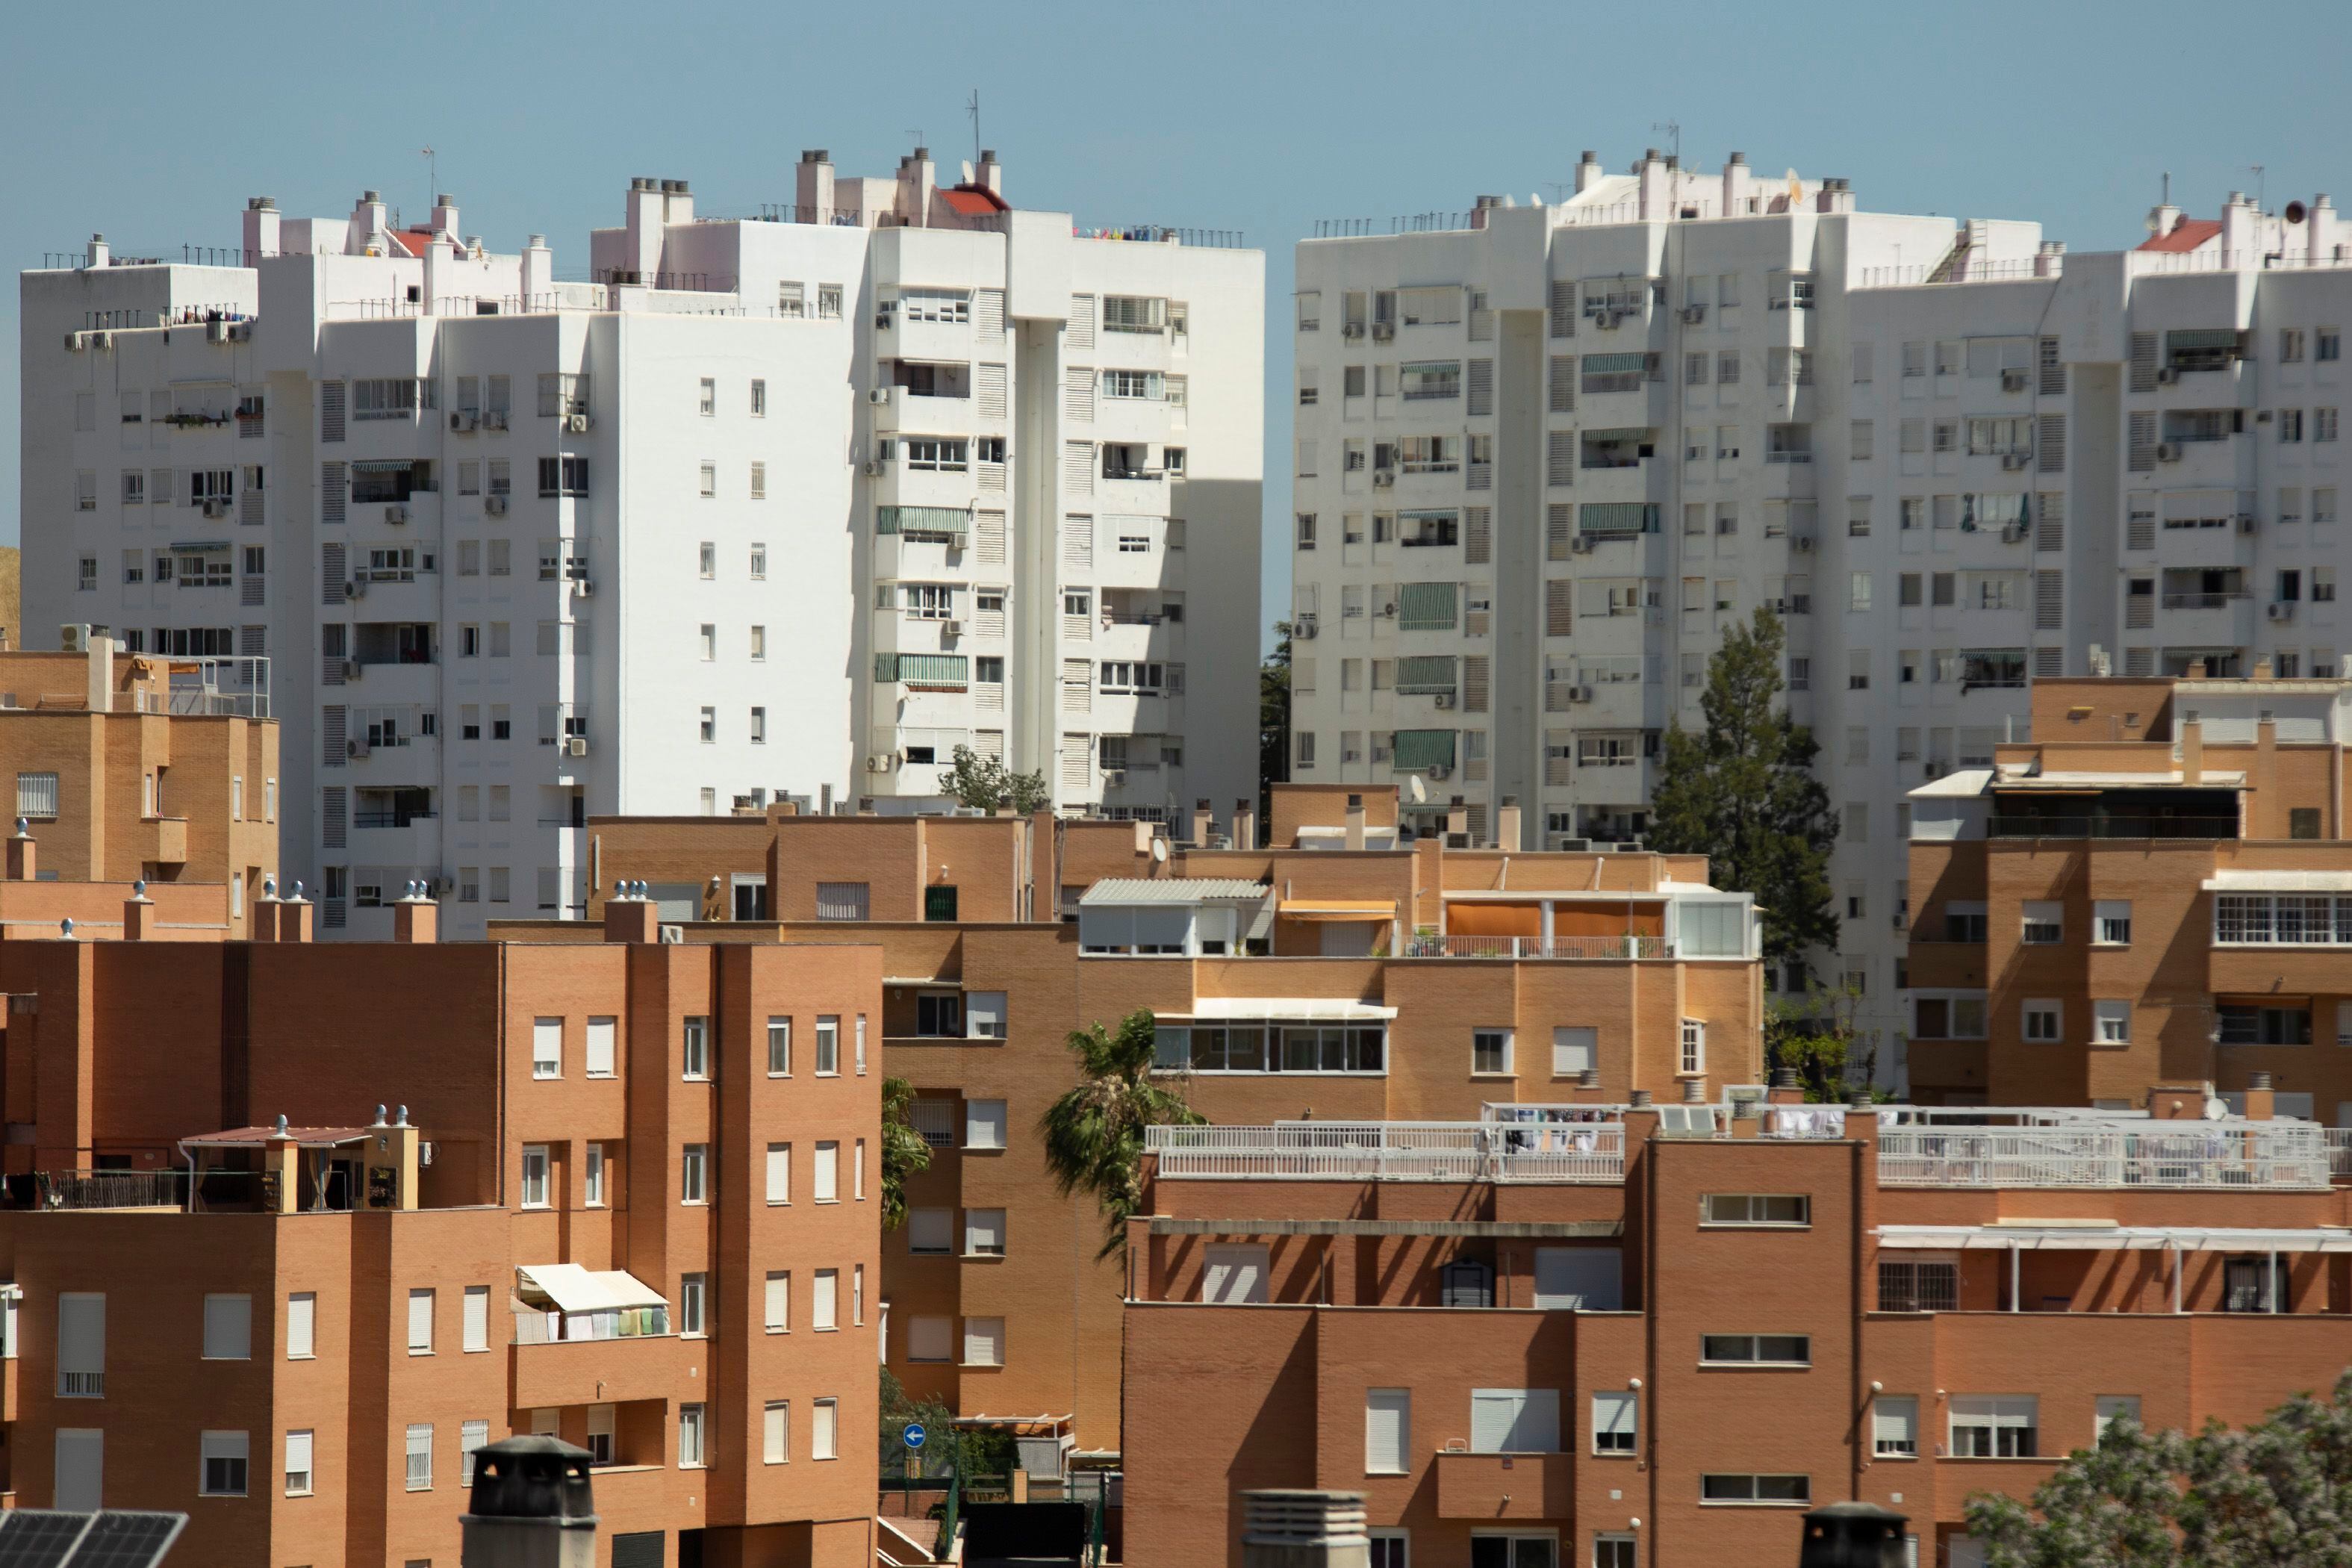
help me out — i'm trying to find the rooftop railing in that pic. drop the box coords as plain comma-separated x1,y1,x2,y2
1398,933,1670,960
1879,1124,2330,1190
1987,814,2239,841
1148,1122,1625,1183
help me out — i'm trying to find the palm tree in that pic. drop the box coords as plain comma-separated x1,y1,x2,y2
878,1076,932,1231
1039,1009,1204,1257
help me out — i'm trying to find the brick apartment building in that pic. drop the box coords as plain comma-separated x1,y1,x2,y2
1122,1090,2352,1568
1908,666,2352,1116
0,632,276,936
0,895,881,1568
574,785,1764,1457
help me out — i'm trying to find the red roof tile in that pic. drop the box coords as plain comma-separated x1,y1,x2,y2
2138,218,2222,254
940,186,1008,216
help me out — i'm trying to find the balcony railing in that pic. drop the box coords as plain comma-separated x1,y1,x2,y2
1398,933,1670,960
2327,1129,2352,1177
1148,1122,1625,1183
2162,592,2249,610
1878,1125,2330,1190
354,809,438,829
1988,815,2239,841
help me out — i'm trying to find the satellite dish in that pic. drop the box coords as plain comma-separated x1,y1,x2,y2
1407,774,1428,805
2286,200,2308,225
1151,839,1169,864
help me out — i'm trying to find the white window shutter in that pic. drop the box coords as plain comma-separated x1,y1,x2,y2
464,1287,489,1352
977,364,1008,420
202,1295,251,1360
1365,1390,1410,1473
1065,367,1095,423
1063,442,1094,497
1068,295,1095,350
585,1017,615,1076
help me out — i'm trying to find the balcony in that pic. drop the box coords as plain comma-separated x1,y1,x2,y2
1877,1124,2330,1190
1434,1452,1574,1520
1146,1123,1625,1183
142,815,187,865
511,1331,691,1410
1399,934,1668,961
1987,813,2237,841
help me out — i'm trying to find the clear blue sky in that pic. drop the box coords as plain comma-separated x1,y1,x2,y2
7,0,2350,647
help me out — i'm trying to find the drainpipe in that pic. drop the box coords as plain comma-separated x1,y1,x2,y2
2172,1242,2183,1314
2010,1243,2020,1313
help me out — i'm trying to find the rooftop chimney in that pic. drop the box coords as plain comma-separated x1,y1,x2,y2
2181,718,2203,785
242,198,280,264
1497,795,1522,851
393,883,440,944
86,632,114,714
978,148,1004,197
1192,797,1215,848
1234,797,1258,851
1575,149,1603,195
1723,151,1752,215
797,149,836,223
603,883,659,945
123,881,154,941
1241,1490,1369,1568
7,819,35,883
461,1437,600,1568
1345,794,1366,852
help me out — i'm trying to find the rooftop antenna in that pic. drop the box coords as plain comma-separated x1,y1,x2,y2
2162,169,2171,206
421,146,436,218
1544,181,1574,202
1650,120,1681,164
2252,164,2266,213
967,89,982,169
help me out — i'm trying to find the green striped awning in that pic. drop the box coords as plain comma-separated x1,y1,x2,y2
877,505,970,538
1396,581,1458,631
1582,428,1649,442
1579,503,1658,535
1396,656,1457,694
2166,328,2239,352
1581,352,1649,374
876,653,968,687
1402,360,1460,376
1393,729,1458,771
1399,508,1459,522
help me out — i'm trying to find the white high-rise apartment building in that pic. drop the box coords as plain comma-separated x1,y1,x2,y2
1289,147,2351,1079
22,147,1261,936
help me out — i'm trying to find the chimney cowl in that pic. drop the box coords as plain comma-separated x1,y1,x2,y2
362,189,382,203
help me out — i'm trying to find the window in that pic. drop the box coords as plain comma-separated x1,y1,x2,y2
407,1289,435,1354
1551,1027,1596,1077
287,1293,315,1360
2020,901,2062,944
910,1209,953,1254
405,1423,434,1490
584,1144,606,1207
681,1016,709,1080
699,707,715,742
2096,1396,2142,1443
815,1141,839,1203
815,1015,841,1073
680,1144,710,1204
532,1017,561,1078
681,1273,707,1337
1469,1389,1561,1454
966,993,1008,1041
765,1142,791,1204
2094,1001,2132,1045
1366,1390,1411,1475
1591,1392,1637,1455
2094,900,2132,945
764,1401,790,1464
814,1270,839,1331
464,1286,489,1352
2023,999,2062,1043
963,1318,1004,1366
463,1419,491,1484
814,1398,839,1459
520,1145,550,1208
679,1403,706,1469
1702,1194,1808,1227
536,455,590,497
765,1272,790,1333
1472,1029,1513,1074
1701,1474,1810,1505
966,1099,1007,1149
16,773,59,820
1873,1396,1919,1457
965,1208,1007,1257
1679,1018,1706,1075
201,1431,249,1496
284,1429,314,1496
815,884,868,921
1593,1538,1634,1568
766,1018,792,1076
1950,1396,2038,1457
2224,1255,2285,1312
202,1295,252,1360
1700,1334,1810,1366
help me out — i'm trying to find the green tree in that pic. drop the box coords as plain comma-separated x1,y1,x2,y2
1764,980,1882,1101
939,744,1051,815
879,1366,1014,1480
878,1076,931,1231
1257,629,1292,839
1967,1371,2352,1567
1039,1009,1205,1257
1646,607,1838,974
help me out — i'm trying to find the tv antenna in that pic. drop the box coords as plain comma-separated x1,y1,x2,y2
968,90,982,167
421,146,436,210
2251,164,2266,213
1651,120,1681,163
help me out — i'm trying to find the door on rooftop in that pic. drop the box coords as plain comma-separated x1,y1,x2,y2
1319,921,1377,957
1203,1243,1269,1304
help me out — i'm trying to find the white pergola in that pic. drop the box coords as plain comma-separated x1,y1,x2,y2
1879,1224,2352,1313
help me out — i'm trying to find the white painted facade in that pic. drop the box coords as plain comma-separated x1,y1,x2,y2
22,151,1261,937
1288,149,2352,1079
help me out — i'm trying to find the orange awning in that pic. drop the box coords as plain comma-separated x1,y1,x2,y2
1277,899,1397,922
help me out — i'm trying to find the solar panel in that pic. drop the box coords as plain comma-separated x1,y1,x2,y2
0,1511,185,1568
58,1514,185,1568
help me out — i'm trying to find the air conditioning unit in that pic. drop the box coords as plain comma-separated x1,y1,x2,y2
1922,760,1943,779
90,331,113,351
1793,535,1815,553
63,331,88,352
1341,323,1366,340
1679,304,1706,325
2155,366,2178,385
1425,764,1450,780
484,494,509,516
1434,692,1457,709
449,411,478,432
2238,514,2260,534
229,322,252,343
58,623,90,653
2000,452,2031,470
572,578,594,597
564,737,589,757
1569,535,1596,554
1372,321,1396,340
862,460,887,477
868,388,892,405
865,753,895,774
1101,768,1127,785
206,320,231,344
202,498,231,519
2000,523,2026,544
346,739,369,759
1372,470,1396,488
1380,603,1398,617
941,619,964,637
1567,685,1594,703
385,504,408,524
563,413,591,434
346,576,367,597
1292,617,1318,640
2156,442,2181,462
343,659,364,680
2000,369,2029,392
483,411,508,431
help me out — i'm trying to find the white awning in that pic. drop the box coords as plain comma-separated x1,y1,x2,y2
517,1263,669,1312
1169,998,1398,1022
1879,1225,2352,1254
2203,870,2352,892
